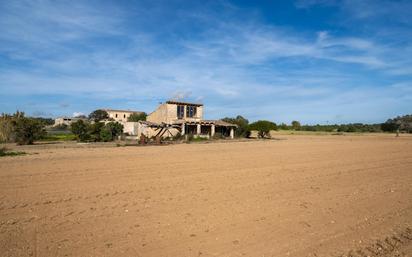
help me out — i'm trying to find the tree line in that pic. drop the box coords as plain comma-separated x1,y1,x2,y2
0,109,143,144
1,110,411,144
222,114,412,138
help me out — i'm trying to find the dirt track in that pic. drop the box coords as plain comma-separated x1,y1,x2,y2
1,135,412,257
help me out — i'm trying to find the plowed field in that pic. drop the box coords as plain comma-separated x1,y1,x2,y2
1,135,411,256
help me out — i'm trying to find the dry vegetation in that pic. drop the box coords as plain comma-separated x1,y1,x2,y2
0,134,411,257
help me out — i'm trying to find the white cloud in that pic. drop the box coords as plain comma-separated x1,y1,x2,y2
73,112,85,117
0,0,411,122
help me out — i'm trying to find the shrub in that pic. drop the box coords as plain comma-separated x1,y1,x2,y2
279,123,289,130
1,112,46,145
14,117,46,145
71,120,90,141
291,120,301,130
99,127,113,142
104,122,123,139
248,120,277,138
0,114,15,142
0,146,26,157
88,122,105,142
221,115,249,137
71,120,123,142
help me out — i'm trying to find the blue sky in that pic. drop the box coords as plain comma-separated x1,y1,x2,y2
0,0,411,124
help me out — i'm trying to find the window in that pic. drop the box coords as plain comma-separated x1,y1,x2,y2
115,114,118,118
177,105,184,119
186,105,197,118
124,114,126,118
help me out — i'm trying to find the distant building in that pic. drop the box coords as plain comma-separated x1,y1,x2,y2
54,117,84,127
104,109,144,122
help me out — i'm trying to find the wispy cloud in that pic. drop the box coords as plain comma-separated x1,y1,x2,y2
0,0,411,123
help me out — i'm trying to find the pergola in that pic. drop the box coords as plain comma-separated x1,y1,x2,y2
174,120,237,138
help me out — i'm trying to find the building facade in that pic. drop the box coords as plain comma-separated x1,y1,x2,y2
54,117,85,126
147,100,236,138
105,109,144,122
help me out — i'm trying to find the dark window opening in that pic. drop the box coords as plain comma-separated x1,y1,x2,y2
185,124,197,135
186,105,197,118
177,105,185,119
201,126,210,135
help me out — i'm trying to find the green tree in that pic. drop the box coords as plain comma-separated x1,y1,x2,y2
104,122,124,139
291,120,301,130
88,122,105,141
88,109,109,122
382,115,412,133
279,123,289,130
127,112,147,122
99,127,113,142
71,120,89,141
14,117,46,145
248,120,277,138
221,115,249,137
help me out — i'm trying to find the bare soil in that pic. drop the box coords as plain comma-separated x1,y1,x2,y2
1,134,411,257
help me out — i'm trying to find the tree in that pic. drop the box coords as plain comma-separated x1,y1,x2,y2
88,122,105,141
14,117,46,145
279,123,289,130
221,115,249,137
71,120,89,141
381,115,412,133
128,112,147,122
248,120,277,138
88,109,109,122
291,120,301,130
99,127,113,142
104,122,123,139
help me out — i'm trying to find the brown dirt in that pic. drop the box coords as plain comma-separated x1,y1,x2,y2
1,135,412,257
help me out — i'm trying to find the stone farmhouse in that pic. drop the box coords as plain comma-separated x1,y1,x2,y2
146,100,236,138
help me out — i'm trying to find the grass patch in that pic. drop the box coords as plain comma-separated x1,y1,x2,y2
0,147,26,157
188,136,209,142
40,133,76,141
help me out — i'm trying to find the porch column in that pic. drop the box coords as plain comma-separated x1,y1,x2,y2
196,124,201,135
230,127,234,139
211,124,215,137
181,123,185,136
